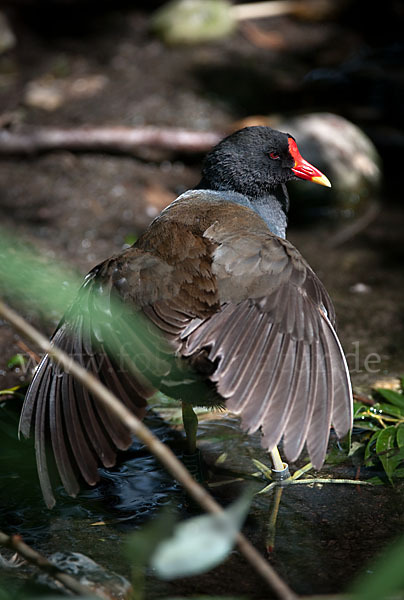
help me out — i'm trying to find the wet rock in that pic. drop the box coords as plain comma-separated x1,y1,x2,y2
275,112,382,223
151,0,235,45
38,551,131,599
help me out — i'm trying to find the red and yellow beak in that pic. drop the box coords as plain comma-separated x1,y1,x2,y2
288,137,331,188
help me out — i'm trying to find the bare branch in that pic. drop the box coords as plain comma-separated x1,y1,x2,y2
233,0,339,21
233,0,296,20
0,299,297,600
0,126,223,157
17,339,41,364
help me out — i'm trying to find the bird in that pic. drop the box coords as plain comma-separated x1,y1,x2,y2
19,126,353,508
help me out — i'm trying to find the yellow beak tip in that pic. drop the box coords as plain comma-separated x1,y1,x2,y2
312,175,332,188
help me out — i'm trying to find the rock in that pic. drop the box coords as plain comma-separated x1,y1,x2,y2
24,77,65,111
151,0,235,45
38,551,131,599
275,112,382,222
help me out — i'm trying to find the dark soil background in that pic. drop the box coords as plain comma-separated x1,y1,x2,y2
0,0,404,387
1,1,404,598
1,0,404,393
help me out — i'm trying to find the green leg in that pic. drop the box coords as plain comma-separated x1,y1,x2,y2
270,445,290,480
270,446,284,471
266,486,283,553
265,446,288,553
182,402,198,455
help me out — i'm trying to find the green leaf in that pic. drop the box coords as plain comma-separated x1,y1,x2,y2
375,427,396,455
124,233,137,246
125,508,176,568
353,401,368,418
397,424,404,448
374,402,404,418
150,490,252,579
364,430,380,463
376,388,404,410
354,420,382,432
350,534,404,600
393,467,404,479
6,354,25,369
348,440,365,457
366,476,385,485
326,441,351,465
375,426,401,482
0,385,26,398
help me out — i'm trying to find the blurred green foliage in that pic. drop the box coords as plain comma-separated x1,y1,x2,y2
151,0,235,45
0,229,81,321
350,534,404,600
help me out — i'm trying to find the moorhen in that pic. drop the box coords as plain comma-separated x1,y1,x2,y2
19,126,353,508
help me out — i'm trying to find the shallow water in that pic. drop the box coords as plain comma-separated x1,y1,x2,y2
1,398,404,599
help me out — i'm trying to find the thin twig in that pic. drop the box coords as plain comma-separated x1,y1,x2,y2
288,478,373,486
0,126,222,157
17,339,41,364
232,0,296,20
232,0,337,22
353,391,375,406
0,530,103,597
0,299,297,600
258,477,372,495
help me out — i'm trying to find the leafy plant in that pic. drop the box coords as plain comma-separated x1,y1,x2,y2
6,354,26,370
353,380,404,483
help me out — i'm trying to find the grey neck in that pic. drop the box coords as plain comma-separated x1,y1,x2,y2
246,185,289,239
177,186,289,239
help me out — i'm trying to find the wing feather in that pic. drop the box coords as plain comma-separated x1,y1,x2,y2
182,220,352,468
20,196,352,505
49,374,80,497
282,341,317,462
34,364,55,508
210,310,266,396
62,373,99,485
306,328,333,468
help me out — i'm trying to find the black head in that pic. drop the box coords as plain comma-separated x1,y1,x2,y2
198,126,330,198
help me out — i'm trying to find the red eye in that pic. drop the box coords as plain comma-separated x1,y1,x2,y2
269,152,280,160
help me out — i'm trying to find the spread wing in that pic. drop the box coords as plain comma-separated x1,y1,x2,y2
19,235,220,508
19,248,180,508
129,211,352,467
20,200,352,507
177,221,353,469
